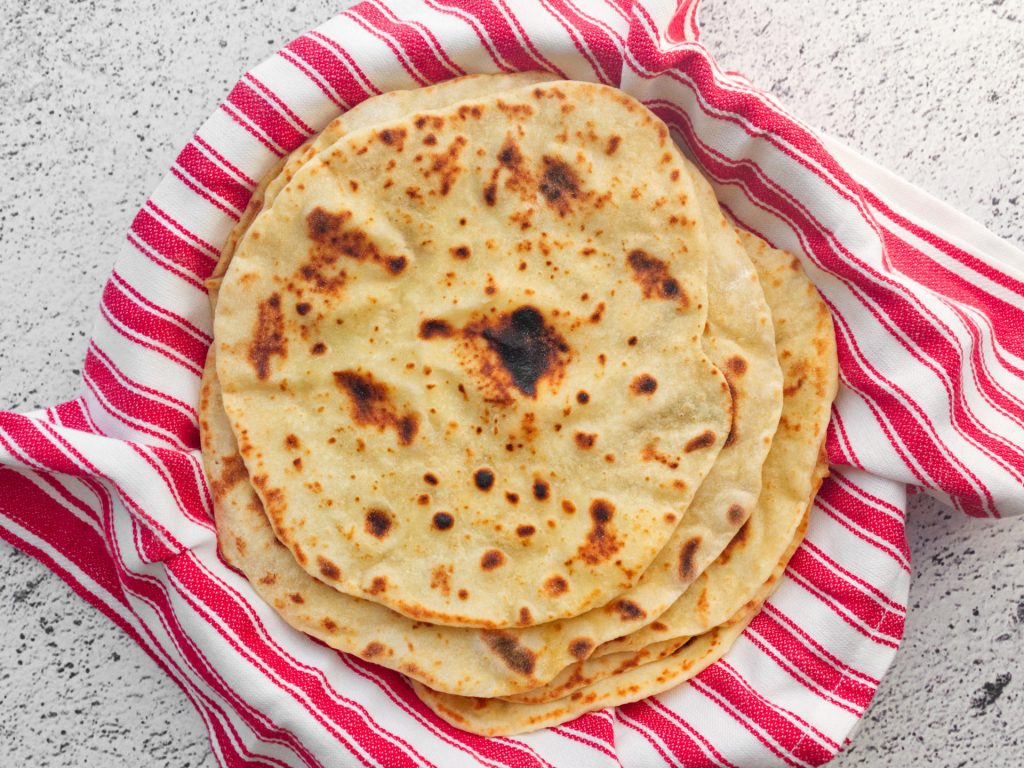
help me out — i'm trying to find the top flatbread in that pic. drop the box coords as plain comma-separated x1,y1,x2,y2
214,81,735,628
211,73,559,281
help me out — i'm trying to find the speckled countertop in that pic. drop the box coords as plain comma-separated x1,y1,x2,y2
1,1,1021,765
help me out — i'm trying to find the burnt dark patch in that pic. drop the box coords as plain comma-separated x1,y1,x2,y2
569,638,594,659
577,499,621,565
631,374,658,395
545,575,568,596
419,318,454,339
496,100,535,118
606,135,621,155
610,599,646,621
397,415,419,446
638,442,679,473
428,514,452,532
482,630,536,676
518,607,532,625
475,306,569,399
481,549,506,570
365,508,393,539
311,342,327,356
591,499,613,524
678,536,701,582
516,524,536,538
685,430,716,453
333,369,419,446
627,249,689,307
248,293,286,380
307,206,344,239
284,434,300,449
784,375,807,397
450,245,471,260
457,103,483,120
718,520,750,564
416,114,444,131
539,155,584,216
574,431,597,449
317,556,340,580
727,355,748,376
368,576,387,594
296,301,311,315
576,390,590,404
423,136,467,196
489,137,539,215
363,642,386,658
288,592,304,604
211,454,248,501
378,127,407,148
724,378,738,448
532,479,550,501
483,182,497,206
505,492,520,505
498,139,523,169
304,206,408,286
474,468,495,491
423,472,439,486
727,503,746,525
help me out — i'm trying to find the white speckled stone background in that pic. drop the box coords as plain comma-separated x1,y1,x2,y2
1,0,1021,764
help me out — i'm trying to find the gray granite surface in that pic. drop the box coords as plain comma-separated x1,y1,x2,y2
0,0,1021,765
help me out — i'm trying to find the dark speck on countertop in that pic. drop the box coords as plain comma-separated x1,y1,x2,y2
971,673,1012,713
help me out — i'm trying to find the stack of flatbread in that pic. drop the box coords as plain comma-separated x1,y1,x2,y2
199,73,838,736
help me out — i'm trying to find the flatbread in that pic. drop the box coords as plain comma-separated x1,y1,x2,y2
208,74,780,667
410,507,810,735
214,80,736,628
212,73,558,281
202,75,792,699
407,228,837,732
588,226,837,660
202,342,626,697
491,164,788,704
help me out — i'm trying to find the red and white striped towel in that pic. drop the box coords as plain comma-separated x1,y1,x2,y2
2,1,1022,765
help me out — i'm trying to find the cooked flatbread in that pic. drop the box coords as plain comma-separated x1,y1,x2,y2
588,227,837,659
410,229,836,731
212,73,558,280
208,72,780,665
490,222,836,705
202,75,791,699
214,80,736,628
410,507,811,735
